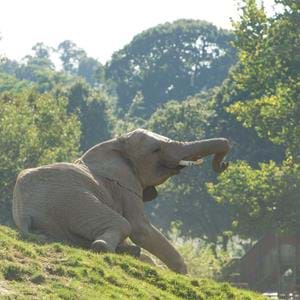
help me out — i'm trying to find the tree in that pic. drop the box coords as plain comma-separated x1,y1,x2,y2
29,42,55,69
106,19,236,116
65,81,112,151
16,42,55,81
57,40,106,87
208,160,300,238
0,41,105,93
1,43,72,93
58,40,86,74
207,0,300,238
0,58,20,77
0,72,30,94
78,57,105,87
0,89,81,225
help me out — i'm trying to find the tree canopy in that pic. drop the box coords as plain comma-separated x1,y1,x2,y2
106,19,236,116
208,0,300,238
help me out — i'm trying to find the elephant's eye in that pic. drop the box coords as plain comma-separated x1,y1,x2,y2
152,147,161,154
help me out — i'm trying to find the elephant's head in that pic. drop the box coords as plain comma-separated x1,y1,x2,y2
119,128,229,186
80,129,230,201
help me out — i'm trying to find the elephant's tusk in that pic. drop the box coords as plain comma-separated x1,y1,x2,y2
178,159,203,167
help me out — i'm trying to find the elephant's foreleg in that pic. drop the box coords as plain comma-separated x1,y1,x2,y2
123,193,187,274
130,224,187,274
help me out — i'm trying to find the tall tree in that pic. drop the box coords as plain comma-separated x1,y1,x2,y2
106,19,236,116
58,40,86,74
208,0,300,238
29,42,55,69
1,43,71,93
65,81,112,151
78,57,105,87
15,43,56,88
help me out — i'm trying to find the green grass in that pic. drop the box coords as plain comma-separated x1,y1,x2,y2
0,226,265,299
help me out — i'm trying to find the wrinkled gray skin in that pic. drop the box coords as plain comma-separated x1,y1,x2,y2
13,129,229,274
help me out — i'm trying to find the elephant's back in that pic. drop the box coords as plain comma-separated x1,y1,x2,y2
12,163,103,232
14,162,98,196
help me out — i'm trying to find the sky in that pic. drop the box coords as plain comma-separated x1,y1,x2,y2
0,0,276,64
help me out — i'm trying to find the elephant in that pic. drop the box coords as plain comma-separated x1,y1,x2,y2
12,129,229,274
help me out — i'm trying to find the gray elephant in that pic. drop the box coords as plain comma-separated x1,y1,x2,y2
12,129,229,274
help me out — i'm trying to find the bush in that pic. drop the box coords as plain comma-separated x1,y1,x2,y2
167,223,230,279
0,89,81,224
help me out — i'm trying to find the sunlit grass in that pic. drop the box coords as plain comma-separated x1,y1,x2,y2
0,225,266,299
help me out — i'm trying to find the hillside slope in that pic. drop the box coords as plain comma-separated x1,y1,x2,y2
0,226,265,299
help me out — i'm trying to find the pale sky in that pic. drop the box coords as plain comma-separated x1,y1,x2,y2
0,0,276,64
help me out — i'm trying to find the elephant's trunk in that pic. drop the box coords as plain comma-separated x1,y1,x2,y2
179,138,230,173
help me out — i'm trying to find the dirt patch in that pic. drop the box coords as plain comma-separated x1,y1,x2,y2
0,281,12,295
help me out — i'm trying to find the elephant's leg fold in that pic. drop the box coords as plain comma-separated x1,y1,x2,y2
92,220,131,253
116,240,141,257
91,239,113,253
66,192,131,253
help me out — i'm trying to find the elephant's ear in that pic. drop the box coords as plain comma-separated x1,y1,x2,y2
143,186,158,202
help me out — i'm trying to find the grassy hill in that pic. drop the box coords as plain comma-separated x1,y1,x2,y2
0,226,265,299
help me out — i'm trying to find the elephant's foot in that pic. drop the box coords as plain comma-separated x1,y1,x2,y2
116,244,141,257
171,259,188,275
91,240,114,253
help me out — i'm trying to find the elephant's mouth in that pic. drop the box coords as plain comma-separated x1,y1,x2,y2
161,156,203,173
159,162,183,174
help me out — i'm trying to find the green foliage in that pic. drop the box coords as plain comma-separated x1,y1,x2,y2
58,40,86,74
208,0,300,238
112,92,149,136
25,42,55,70
0,89,80,224
78,56,106,87
147,94,213,140
57,40,106,87
0,72,30,94
208,159,300,238
107,19,236,116
64,80,113,151
0,58,20,77
0,59,72,94
210,0,296,164
0,41,106,92
228,82,300,159
0,225,265,299
231,0,300,96
168,224,230,279
224,0,300,157
226,0,300,158
10,43,70,93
